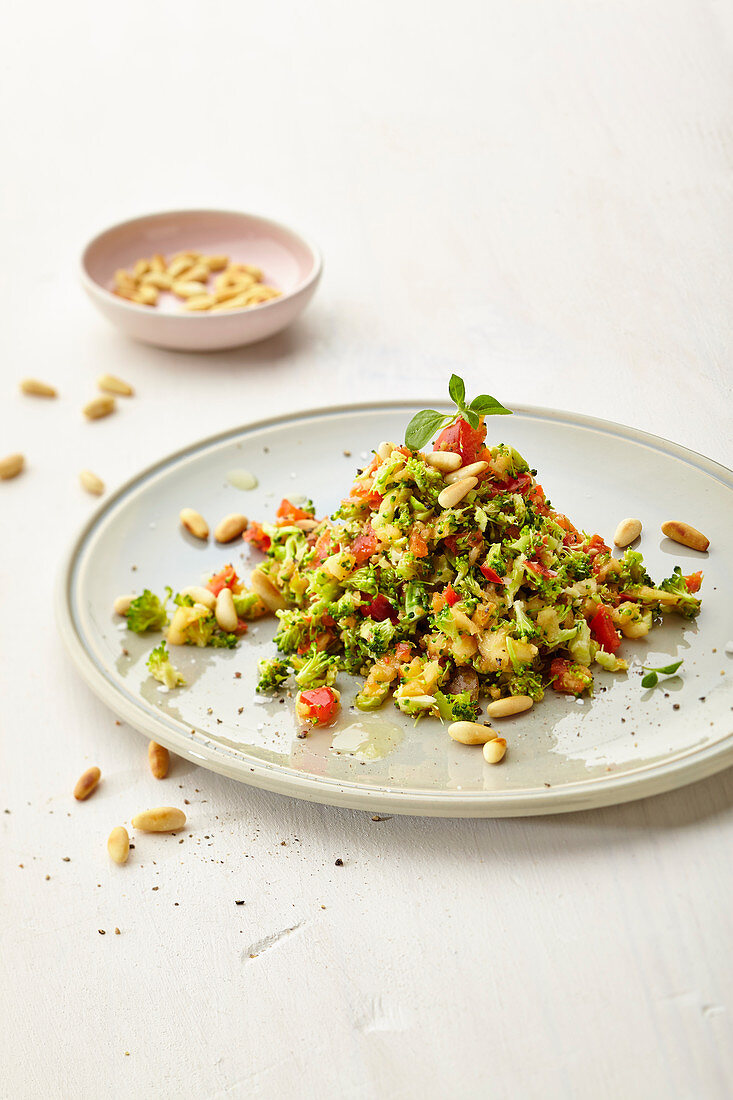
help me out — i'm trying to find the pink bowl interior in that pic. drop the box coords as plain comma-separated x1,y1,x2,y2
82,209,318,316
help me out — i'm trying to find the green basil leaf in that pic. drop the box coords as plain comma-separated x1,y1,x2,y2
462,407,480,429
641,671,659,688
448,374,465,407
643,660,683,676
405,410,450,451
470,394,513,416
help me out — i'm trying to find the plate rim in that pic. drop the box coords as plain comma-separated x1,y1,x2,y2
55,400,733,817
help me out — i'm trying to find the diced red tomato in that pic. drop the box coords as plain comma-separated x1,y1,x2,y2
321,613,336,628
589,604,621,653
350,528,379,565
395,642,413,662
207,565,240,596
297,687,340,727
583,533,611,556
360,593,398,622
502,473,533,495
434,417,487,466
479,563,503,585
525,560,557,580
409,529,429,558
234,618,248,635
312,531,334,562
242,522,271,552
444,584,460,607
550,658,593,696
350,481,383,507
684,571,703,593
275,498,314,526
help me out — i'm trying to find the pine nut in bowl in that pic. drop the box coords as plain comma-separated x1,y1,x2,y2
80,209,322,352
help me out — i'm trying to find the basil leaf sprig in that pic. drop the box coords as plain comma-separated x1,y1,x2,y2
405,374,512,451
641,659,684,689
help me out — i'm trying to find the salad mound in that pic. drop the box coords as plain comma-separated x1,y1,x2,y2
124,381,703,740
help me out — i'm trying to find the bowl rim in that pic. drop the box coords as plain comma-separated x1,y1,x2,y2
79,207,323,320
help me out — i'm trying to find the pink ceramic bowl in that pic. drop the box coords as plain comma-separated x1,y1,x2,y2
80,209,322,351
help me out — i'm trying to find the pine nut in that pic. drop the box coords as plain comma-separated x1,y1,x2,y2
448,721,498,745
180,585,216,610
171,280,208,299
183,262,210,283
167,257,195,279
613,517,642,548
73,765,101,801
204,254,229,271
142,271,173,290
180,508,209,540
131,806,186,832
183,294,216,311
377,441,395,459
215,513,249,543
483,737,507,764
250,566,287,612
107,826,130,865
114,594,134,615
0,453,24,480
98,373,134,397
133,259,150,278
83,395,116,420
486,695,533,718
438,476,478,509
445,460,488,484
661,520,709,553
20,378,57,397
115,268,136,290
150,254,167,273
425,450,462,472
135,285,158,306
148,741,170,779
215,587,238,632
80,469,105,495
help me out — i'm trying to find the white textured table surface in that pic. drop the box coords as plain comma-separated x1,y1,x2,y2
2,2,732,1097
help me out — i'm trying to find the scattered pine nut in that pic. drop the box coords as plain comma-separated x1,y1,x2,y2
250,566,288,612
437,476,478,510
204,254,229,271
661,520,709,553
445,460,488,485
0,453,24,480
83,395,116,420
171,280,209,299
183,294,217,311
113,594,134,616
214,513,248,543
448,721,499,745
613,518,642,548
131,806,186,832
135,285,158,306
486,696,534,719
483,737,507,764
80,469,105,496
179,585,216,610
73,766,101,801
107,826,130,865
98,373,134,397
148,741,170,780
215,588,238,633
20,378,57,398
180,508,209,540
425,450,462,472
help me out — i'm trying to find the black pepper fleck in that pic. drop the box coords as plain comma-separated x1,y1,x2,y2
335,858,344,866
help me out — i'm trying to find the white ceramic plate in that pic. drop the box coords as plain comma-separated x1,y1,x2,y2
56,403,733,817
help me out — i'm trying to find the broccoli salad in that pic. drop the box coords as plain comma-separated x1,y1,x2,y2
122,382,703,746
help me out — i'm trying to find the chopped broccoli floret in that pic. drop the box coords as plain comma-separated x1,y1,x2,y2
359,618,395,657
293,649,338,689
232,591,267,620
126,588,171,633
256,657,291,693
658,567,702,619
147,642,185,689
274,609,309,654
507,667,544,701
434,689,480,723
512,600,538,640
